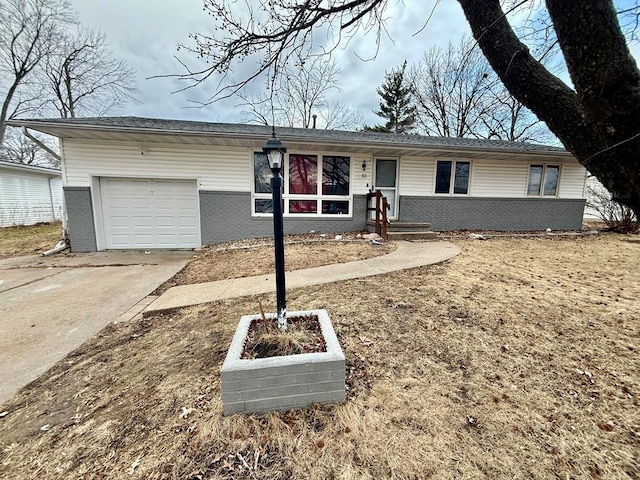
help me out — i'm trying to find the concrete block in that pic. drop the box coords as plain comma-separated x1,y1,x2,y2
221,309,346,415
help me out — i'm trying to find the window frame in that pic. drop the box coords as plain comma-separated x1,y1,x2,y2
251,151,353,217
526,163,561,197
433,159,472,196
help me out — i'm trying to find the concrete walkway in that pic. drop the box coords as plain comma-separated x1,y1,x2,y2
145,240,460,313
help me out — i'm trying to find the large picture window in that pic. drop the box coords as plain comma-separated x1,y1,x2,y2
435,160,470,195
253,152,352,216
527,164,559,196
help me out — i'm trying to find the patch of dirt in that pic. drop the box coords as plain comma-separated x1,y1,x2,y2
0,233,638,479
153,231,396,295
242,315,325,359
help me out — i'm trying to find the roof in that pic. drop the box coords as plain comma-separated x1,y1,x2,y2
7,116,572,159
0,160,61,176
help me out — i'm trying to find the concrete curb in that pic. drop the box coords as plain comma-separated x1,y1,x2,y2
144,240,461,313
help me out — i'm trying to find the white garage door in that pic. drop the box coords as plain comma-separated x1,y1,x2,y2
100,178,200,249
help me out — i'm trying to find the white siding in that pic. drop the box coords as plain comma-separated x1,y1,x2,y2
50,177,63,220
352,155,373,195
0,169,60,227
395,157,586,199
398,156,434,196
559,162,587,199
472,161,530,197
62,140,251,191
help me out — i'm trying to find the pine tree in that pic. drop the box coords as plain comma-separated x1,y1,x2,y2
366,61,416,134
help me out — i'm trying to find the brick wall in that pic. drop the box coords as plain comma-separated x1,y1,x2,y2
64,187,97,252
200,192,368,244
399,196,586,231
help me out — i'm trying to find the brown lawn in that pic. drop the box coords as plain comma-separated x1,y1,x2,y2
0,222,62,259
154,234,396,294
0,233,638,479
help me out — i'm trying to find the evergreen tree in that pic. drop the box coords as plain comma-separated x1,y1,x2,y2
366,61,416,134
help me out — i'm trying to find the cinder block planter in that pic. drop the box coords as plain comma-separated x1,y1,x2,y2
221,309,345,416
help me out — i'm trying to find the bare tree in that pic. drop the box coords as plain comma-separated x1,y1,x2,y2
586,177,638,232
458,0,640,218
177,0,640,219
1,126,57,166
238,57,362,130
410,39,495,138
0,0,75,145
410,37,552,142
43,29,137,118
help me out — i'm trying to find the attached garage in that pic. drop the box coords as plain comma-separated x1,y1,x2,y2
98,177,200,249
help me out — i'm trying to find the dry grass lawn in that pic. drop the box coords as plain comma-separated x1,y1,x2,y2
0,222,62,258
0,234,638,479
155,236,396,294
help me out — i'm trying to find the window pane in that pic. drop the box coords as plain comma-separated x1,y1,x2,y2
323,156,350,195
543,165,559,196
255,199,273,213
289,200,317,213
289,154,317,194
453,161,470,194
254,153,272,194
527,165,543,196
435,161,452,194
375,159,396,187
322,200,349,215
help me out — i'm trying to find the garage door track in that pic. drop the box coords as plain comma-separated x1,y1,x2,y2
0,250,192,404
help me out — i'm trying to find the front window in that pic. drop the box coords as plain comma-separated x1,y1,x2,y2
528,164,559,196
435,160,470,195
253,152,352,216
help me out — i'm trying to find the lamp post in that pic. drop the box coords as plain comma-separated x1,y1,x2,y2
262,128,288,331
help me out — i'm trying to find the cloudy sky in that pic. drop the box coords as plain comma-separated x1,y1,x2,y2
70,0,473,126
70,0,638,128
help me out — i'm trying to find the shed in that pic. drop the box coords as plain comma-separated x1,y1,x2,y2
0,160,63,227
7,117,587,251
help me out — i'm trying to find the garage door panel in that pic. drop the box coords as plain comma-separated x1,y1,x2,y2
175,197,198,209
178,234,199,244
156,216,176,228
105,196,131,209
100,178,199,249
106,215,130,228
131,216,154,228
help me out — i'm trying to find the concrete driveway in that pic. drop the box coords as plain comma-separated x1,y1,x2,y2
0,250,192,404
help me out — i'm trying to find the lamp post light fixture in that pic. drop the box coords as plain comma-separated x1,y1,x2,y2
263,128,288,331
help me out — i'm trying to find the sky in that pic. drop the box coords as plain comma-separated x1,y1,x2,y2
71,0,472,127
70,0,639,128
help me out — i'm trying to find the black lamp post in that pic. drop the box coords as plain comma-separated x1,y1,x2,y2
262,128,288,331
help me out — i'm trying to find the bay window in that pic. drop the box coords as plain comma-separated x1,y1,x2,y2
253,152,352,216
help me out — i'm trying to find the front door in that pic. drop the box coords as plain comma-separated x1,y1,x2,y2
374,158,398,219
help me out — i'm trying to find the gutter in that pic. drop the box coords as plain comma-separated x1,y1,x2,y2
22,127,61,161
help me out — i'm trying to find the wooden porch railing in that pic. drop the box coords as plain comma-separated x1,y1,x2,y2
366,190,390,240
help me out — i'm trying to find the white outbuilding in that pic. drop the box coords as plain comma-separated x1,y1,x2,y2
0,160,63,227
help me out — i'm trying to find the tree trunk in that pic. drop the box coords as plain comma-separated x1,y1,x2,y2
457,0,640,219
0,80,22,146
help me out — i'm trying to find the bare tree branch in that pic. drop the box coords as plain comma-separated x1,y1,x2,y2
0,0,76,144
